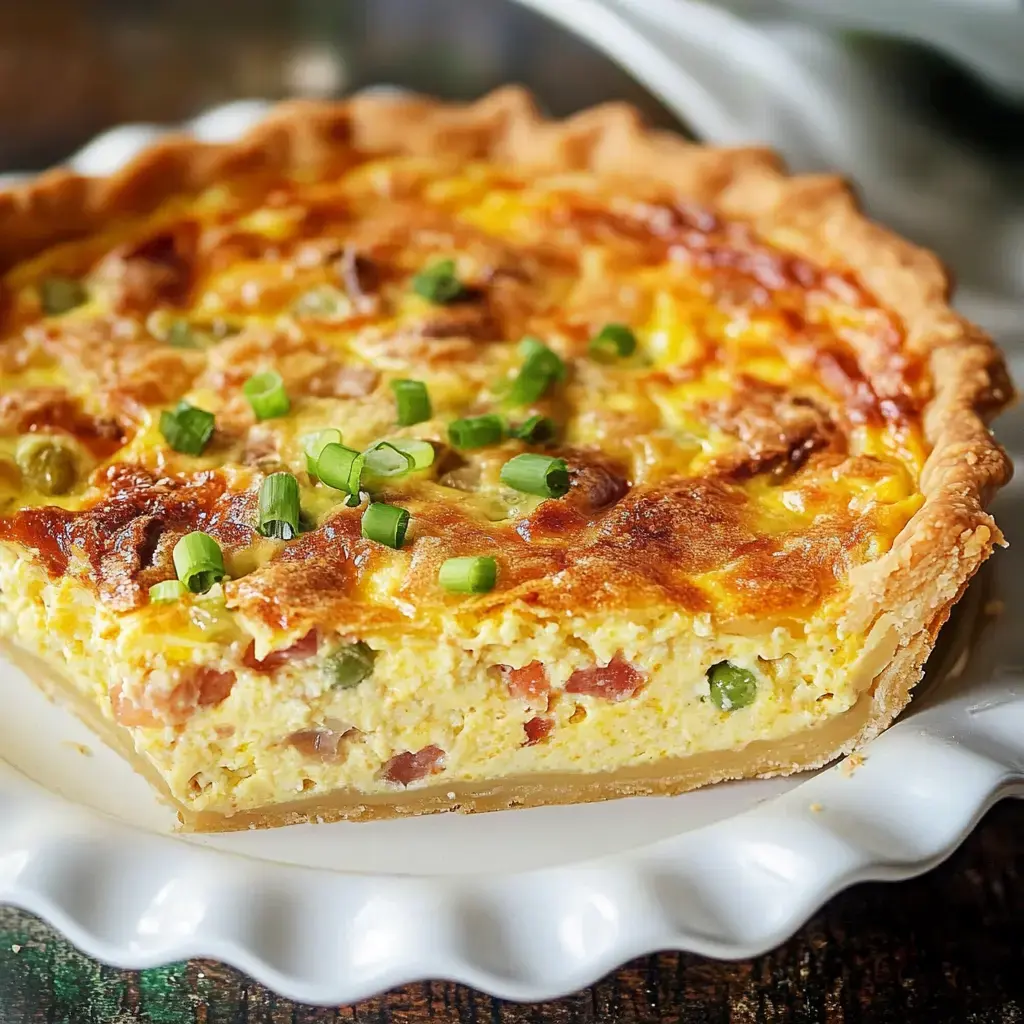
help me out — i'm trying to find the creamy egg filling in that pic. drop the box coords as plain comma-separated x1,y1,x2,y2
0,544,890,816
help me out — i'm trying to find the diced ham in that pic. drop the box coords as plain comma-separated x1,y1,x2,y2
288,720,359,764
559,448,630,512
241,425,281,469
243,630,319,673
497,661,550,704
110,666,236,727
192,667,237,708
304,363,380,398
336,246,382,314
524,716,553,746
110,684,162,728
565,654,644,702
96,224,198,314
380,745,446,786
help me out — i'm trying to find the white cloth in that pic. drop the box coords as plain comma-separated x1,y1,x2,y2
518,0,1024,346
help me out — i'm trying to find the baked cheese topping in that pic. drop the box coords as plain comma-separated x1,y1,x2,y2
0,155,930,813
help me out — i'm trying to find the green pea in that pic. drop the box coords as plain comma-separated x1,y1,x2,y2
38,276,87,316
325,641,376,688
166,319,209,349
15,435,78,495
707,661,757,711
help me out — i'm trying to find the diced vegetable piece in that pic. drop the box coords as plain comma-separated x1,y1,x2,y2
500,453,570,498
258,472,301,540
15,436,77,495
707,661,757,711
361,502,410,548
160,401,215,456
411,259,465,304
439,555,497,594
173,531,226,595
325,641,377,688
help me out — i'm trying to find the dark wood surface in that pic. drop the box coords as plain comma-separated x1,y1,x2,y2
2,799,1023,1023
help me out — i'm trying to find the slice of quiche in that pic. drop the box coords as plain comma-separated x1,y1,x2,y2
0,90,1011,830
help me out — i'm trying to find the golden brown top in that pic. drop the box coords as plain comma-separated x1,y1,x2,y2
0,151,931,635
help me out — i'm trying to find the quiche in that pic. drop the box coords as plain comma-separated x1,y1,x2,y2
0,90,1011,830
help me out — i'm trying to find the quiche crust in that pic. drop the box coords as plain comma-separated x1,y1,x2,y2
0,88,1012,828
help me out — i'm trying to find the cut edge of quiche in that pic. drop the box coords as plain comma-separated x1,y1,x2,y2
0,88,1012,831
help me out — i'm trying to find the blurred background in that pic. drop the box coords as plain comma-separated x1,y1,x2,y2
0,0,683,171
0,0,1020,341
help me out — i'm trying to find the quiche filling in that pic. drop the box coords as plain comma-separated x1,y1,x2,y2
0,97,1005,828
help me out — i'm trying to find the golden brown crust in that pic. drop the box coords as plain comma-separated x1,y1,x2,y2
0,87,1012,810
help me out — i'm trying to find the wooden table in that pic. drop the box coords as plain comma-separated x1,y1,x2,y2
2,800,1022,1023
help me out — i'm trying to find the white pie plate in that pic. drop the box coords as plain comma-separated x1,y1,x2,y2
1,105,1023,1006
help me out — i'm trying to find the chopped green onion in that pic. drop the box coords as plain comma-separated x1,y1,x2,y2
361,502,410,548
363,441,415,479
166,319,207,349
390,379,432,426
411,259,465,304
388,438,436,471
344,492,363,507
38,276,86,316
507,337,565,405
509,414,557,444
448,413,504,450
707,662,757,711
500,453,570,498
316,442,364,495
258,472,301,540
149,579,187,604
301,428,343,475
172,531,226,594
588,322,637,361
439,556,498,594
243,370,290,421
325,641,377,688
159,401,215,456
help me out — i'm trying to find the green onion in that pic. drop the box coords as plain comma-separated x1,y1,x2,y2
316,442,364,495
172,531,226,594
411,259,465,304
361,502,410,548
344,492,363,507
160,401,215,456
388,438,435,471
38,276,86,316
325,641,377,688
301,428,343,475
363,441,416,480
390,379,432,426
507,337,565,405
707,662,757,711
509,414,557,444
588,322,637,361
243,370,290,421
500,453,570,498
519,336,565,378
439,556,497,594
149,579,187,604
166,319,206,349
448,413,504,450
258,472,301,540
